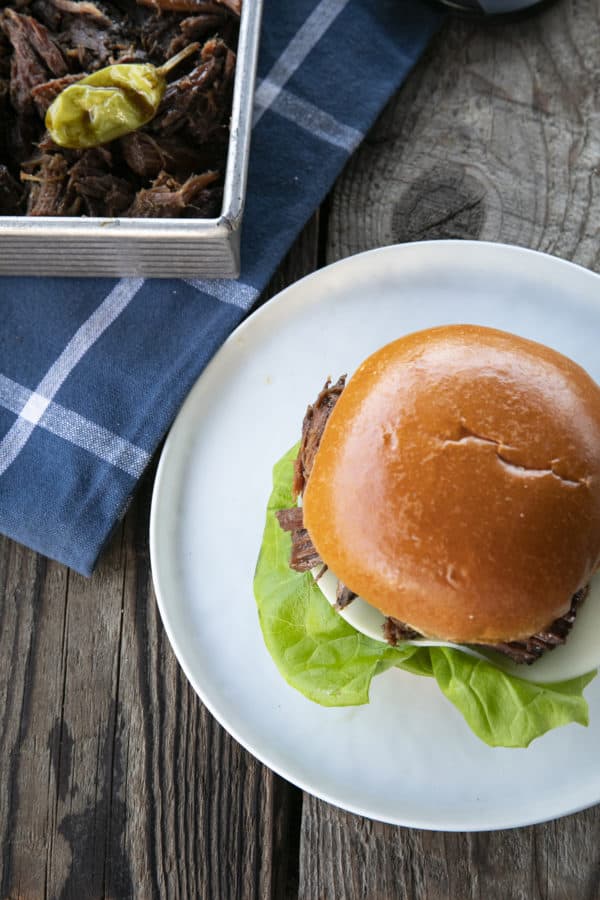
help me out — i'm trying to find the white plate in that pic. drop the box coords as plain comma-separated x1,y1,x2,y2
150,241,600,831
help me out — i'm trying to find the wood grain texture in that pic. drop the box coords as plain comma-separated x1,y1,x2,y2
329,0,600,272
0,488,289,900
0,218,319,900
298,2,600,898
299,799,600,900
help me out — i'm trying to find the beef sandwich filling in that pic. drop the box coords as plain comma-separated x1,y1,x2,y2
276,378,588,666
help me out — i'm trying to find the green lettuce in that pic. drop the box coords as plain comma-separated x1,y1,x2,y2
254,445,596,748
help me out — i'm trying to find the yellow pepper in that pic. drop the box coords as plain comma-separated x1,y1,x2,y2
46,44,199,150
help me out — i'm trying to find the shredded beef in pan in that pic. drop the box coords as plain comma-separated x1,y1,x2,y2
279,376,587,665
0,0,239,216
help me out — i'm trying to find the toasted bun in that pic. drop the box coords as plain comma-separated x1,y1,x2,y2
302,325,600,643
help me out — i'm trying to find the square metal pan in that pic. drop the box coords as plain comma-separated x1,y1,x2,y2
0,0,263,279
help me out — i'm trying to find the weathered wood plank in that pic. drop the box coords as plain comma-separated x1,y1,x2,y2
0,216,319,899
329,0,600,272
300,1,600,897
299,800,600,900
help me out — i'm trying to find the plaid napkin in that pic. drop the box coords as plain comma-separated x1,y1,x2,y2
0,0,442,574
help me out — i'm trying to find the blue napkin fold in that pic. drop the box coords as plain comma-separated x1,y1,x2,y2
0,0,442,574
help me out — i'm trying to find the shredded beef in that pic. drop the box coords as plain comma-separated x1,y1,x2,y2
0,164,23,212
141,8,234,60
62,147,134,215
31,71,84,115
120,131,200,178
51,0,112,25
335,583,357,610
47,0,140,70
314,563,328,581
56,11,137,70
0,79,11,160
0,29,12,80
150,40,235,145
276,376,347,574
215,0,240,13
178,12,230,44
24,152,68,214
136,0,240,15
30,0,64,32
293,376,346,498
1,8,66,116
383,617,421,645
486,586,588,664
0,0,239,216
141,13,184,61
382,587,588,664
275,507,303,532
275,507,323,573
125,169,219,217
288,530,323,572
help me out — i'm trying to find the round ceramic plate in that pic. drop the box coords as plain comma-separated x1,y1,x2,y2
150,241,600,831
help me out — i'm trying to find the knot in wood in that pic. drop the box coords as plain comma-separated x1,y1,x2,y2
392,164,486,243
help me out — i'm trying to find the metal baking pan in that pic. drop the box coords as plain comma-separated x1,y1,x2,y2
0,0,263,279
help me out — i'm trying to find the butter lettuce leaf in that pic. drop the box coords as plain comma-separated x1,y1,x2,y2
429,647,594,747
254,444,417,706
253,446,596,746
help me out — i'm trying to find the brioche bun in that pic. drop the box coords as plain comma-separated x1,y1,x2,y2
302,325,600,643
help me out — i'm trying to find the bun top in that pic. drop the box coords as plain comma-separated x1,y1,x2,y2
302,325,600,643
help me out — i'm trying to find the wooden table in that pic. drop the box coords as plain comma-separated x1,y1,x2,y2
2,1,600,896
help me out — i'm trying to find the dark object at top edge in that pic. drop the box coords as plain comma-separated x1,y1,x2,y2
425,0,560,22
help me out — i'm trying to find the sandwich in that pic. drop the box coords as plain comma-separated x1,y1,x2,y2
254,325,600,747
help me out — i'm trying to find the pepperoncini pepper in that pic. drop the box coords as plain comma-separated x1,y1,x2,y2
45,43,199,150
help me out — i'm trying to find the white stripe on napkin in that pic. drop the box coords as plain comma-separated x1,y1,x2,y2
0,278,144,477
256,82,364,150
19,392,51,425
253,0,351,127
0,374,149,478
185,278,259,309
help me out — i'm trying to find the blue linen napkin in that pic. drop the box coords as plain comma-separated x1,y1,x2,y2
0,0,442,574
